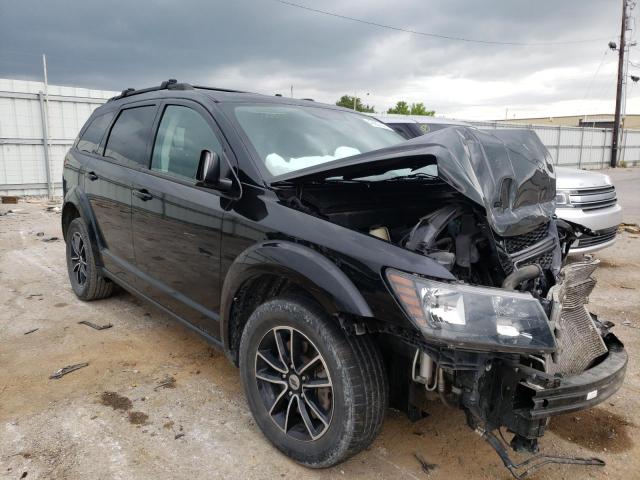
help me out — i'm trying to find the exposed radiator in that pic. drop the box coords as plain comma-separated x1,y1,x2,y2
547,259,607,375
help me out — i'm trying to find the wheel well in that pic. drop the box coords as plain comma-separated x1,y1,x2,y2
62,203,80,241
227,274,320,365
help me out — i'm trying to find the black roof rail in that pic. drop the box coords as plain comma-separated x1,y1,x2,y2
191,85,247,93
108,79,194,102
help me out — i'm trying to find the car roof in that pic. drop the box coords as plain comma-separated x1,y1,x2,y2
101,80,348,111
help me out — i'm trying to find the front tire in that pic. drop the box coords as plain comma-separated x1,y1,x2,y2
65,217,113,301
239,296,387,468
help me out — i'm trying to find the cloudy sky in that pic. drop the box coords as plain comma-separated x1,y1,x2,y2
0,0,635,119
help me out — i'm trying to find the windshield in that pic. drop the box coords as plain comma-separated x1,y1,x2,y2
232,104,405,176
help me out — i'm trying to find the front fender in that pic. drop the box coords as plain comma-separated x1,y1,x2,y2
220,240,374,351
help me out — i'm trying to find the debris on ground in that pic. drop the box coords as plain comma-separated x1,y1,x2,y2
26,294,43,299
49,362,89,379
23,328,39,335
78,320,113,331
46,205,61,213
1,196,19,204
174,433,185,440
128,411,149,425
35,232,44,237
620,285,636,290
100,392,133,411
619,222,640,234
41,236,59,242
154,376,177,390
414,452,437,474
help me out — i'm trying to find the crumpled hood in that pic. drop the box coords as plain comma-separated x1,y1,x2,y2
270,126,556,237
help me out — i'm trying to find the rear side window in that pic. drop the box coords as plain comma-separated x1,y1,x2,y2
151,105,222,179
104,106,157,166
77,111,115,153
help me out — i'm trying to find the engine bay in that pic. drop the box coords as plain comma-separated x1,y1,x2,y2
277,180,568,296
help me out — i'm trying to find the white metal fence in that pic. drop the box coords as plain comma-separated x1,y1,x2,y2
0,77,639,197
0,78,116,196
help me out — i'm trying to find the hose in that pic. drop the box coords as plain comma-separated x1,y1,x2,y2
501,264,542,290
437,367,455,408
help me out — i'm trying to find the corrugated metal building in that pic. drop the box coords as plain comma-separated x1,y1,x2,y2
0,78,117,196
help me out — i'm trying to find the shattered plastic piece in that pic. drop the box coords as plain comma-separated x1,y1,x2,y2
23,328,39,335
78,320,113,330
49,362,89,379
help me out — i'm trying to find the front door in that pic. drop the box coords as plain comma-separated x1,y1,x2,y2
131,101,227,338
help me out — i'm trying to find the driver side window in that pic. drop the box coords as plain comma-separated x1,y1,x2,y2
151,105,222,180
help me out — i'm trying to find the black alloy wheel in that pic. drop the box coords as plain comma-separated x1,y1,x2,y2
254,326,334,441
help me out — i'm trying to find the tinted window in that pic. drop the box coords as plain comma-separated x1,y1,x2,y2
104,106,156,166
151,105,222,179
77,111,115,153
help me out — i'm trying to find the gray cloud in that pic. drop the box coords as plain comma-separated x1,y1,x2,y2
0,0,626,118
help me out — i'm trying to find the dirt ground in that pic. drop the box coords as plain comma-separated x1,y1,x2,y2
1,169,640,480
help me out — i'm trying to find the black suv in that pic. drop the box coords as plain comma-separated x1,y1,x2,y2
62,80,626,475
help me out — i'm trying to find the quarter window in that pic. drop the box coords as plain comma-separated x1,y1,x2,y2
77,111,115,153
151,105,222,180
104,106,157,166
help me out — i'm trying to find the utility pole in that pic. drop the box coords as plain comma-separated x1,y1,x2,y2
42,53,53,199
612,0,629,168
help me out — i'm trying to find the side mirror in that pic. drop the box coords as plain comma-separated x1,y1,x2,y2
196,149,233,191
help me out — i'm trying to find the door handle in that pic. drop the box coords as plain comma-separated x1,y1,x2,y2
133,189,153,201
87,171,99,181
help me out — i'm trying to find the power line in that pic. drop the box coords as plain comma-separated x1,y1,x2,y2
580,50,611,108
272,0,616,46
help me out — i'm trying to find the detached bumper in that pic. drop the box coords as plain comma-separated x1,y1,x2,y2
527,337,627,419
482,334,627,440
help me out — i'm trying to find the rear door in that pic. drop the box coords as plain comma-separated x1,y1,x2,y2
82,104,158,283
130,100,228,338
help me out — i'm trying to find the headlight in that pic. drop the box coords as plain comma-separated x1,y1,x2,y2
386,269,555,353
555,190,571,207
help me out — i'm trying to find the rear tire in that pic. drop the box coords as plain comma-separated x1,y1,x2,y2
239,296,387,468
65,217,113,301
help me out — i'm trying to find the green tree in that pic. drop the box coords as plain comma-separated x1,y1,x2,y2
336,95,375,113
410,102,435,116
387,101,410,115
387,100,435,116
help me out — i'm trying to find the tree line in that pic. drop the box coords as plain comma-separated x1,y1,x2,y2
335,95,435,116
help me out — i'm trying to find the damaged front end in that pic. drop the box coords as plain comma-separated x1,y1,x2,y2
407,257,627,478
271,126,626,477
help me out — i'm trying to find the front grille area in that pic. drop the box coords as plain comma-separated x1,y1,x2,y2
503,222,549,254
498,222,556,274
576,227,617,248
570,185,617,211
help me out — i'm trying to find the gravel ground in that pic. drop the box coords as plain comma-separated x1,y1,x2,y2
1,169,639,480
